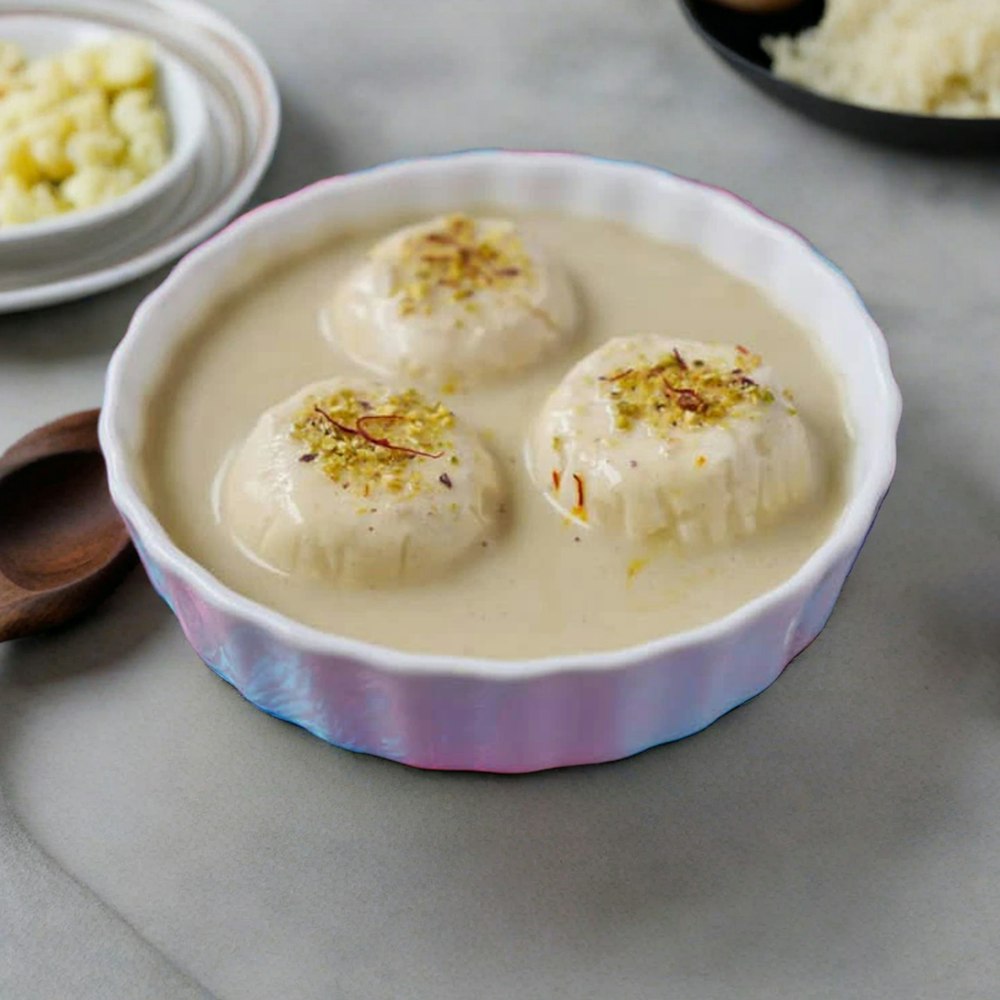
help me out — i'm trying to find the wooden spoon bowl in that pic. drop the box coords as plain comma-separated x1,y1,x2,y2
0,410,135,641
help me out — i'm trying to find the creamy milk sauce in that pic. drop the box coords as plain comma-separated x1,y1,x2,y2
142,211,850,659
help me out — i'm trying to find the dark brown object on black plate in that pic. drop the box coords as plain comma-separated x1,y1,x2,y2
678,0,1000,151
0,409,135,641
707,0,802,11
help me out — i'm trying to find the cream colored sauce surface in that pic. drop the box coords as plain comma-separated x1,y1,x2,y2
142,211,850,659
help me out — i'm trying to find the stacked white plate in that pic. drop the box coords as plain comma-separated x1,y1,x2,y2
0,0,280,313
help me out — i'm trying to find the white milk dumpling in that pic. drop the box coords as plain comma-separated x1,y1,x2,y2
530,335,818,546
221,378,504,587
330,213,578,384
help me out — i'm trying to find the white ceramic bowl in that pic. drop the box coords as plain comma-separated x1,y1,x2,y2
0,13,207,268
100,151,901,773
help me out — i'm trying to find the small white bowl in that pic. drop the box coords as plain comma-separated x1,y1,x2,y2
0,14,207,268
101,151,901,773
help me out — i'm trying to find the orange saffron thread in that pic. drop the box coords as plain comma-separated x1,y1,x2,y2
571,473,587,520
599,367,634,383
355,414,445,459
314,405,358,437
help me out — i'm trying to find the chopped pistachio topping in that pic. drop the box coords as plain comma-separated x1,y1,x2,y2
626,557,648,580
600,346,775,433
391,214,535,317
290,387,454,498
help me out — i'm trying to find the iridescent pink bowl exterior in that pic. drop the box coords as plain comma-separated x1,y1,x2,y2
100,151,901,773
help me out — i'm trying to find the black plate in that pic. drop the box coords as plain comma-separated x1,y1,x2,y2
678,0,1000,152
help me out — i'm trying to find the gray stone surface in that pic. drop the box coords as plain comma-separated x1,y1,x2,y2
2,1,999,997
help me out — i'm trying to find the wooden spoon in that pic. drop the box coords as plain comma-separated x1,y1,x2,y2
0,409,135,642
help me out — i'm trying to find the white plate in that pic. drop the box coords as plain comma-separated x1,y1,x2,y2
0,0,280,314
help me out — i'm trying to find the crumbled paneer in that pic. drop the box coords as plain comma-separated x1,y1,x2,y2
0,35,169,227
765,0,1000,118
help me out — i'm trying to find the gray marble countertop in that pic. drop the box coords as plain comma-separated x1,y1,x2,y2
2,1,999,997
